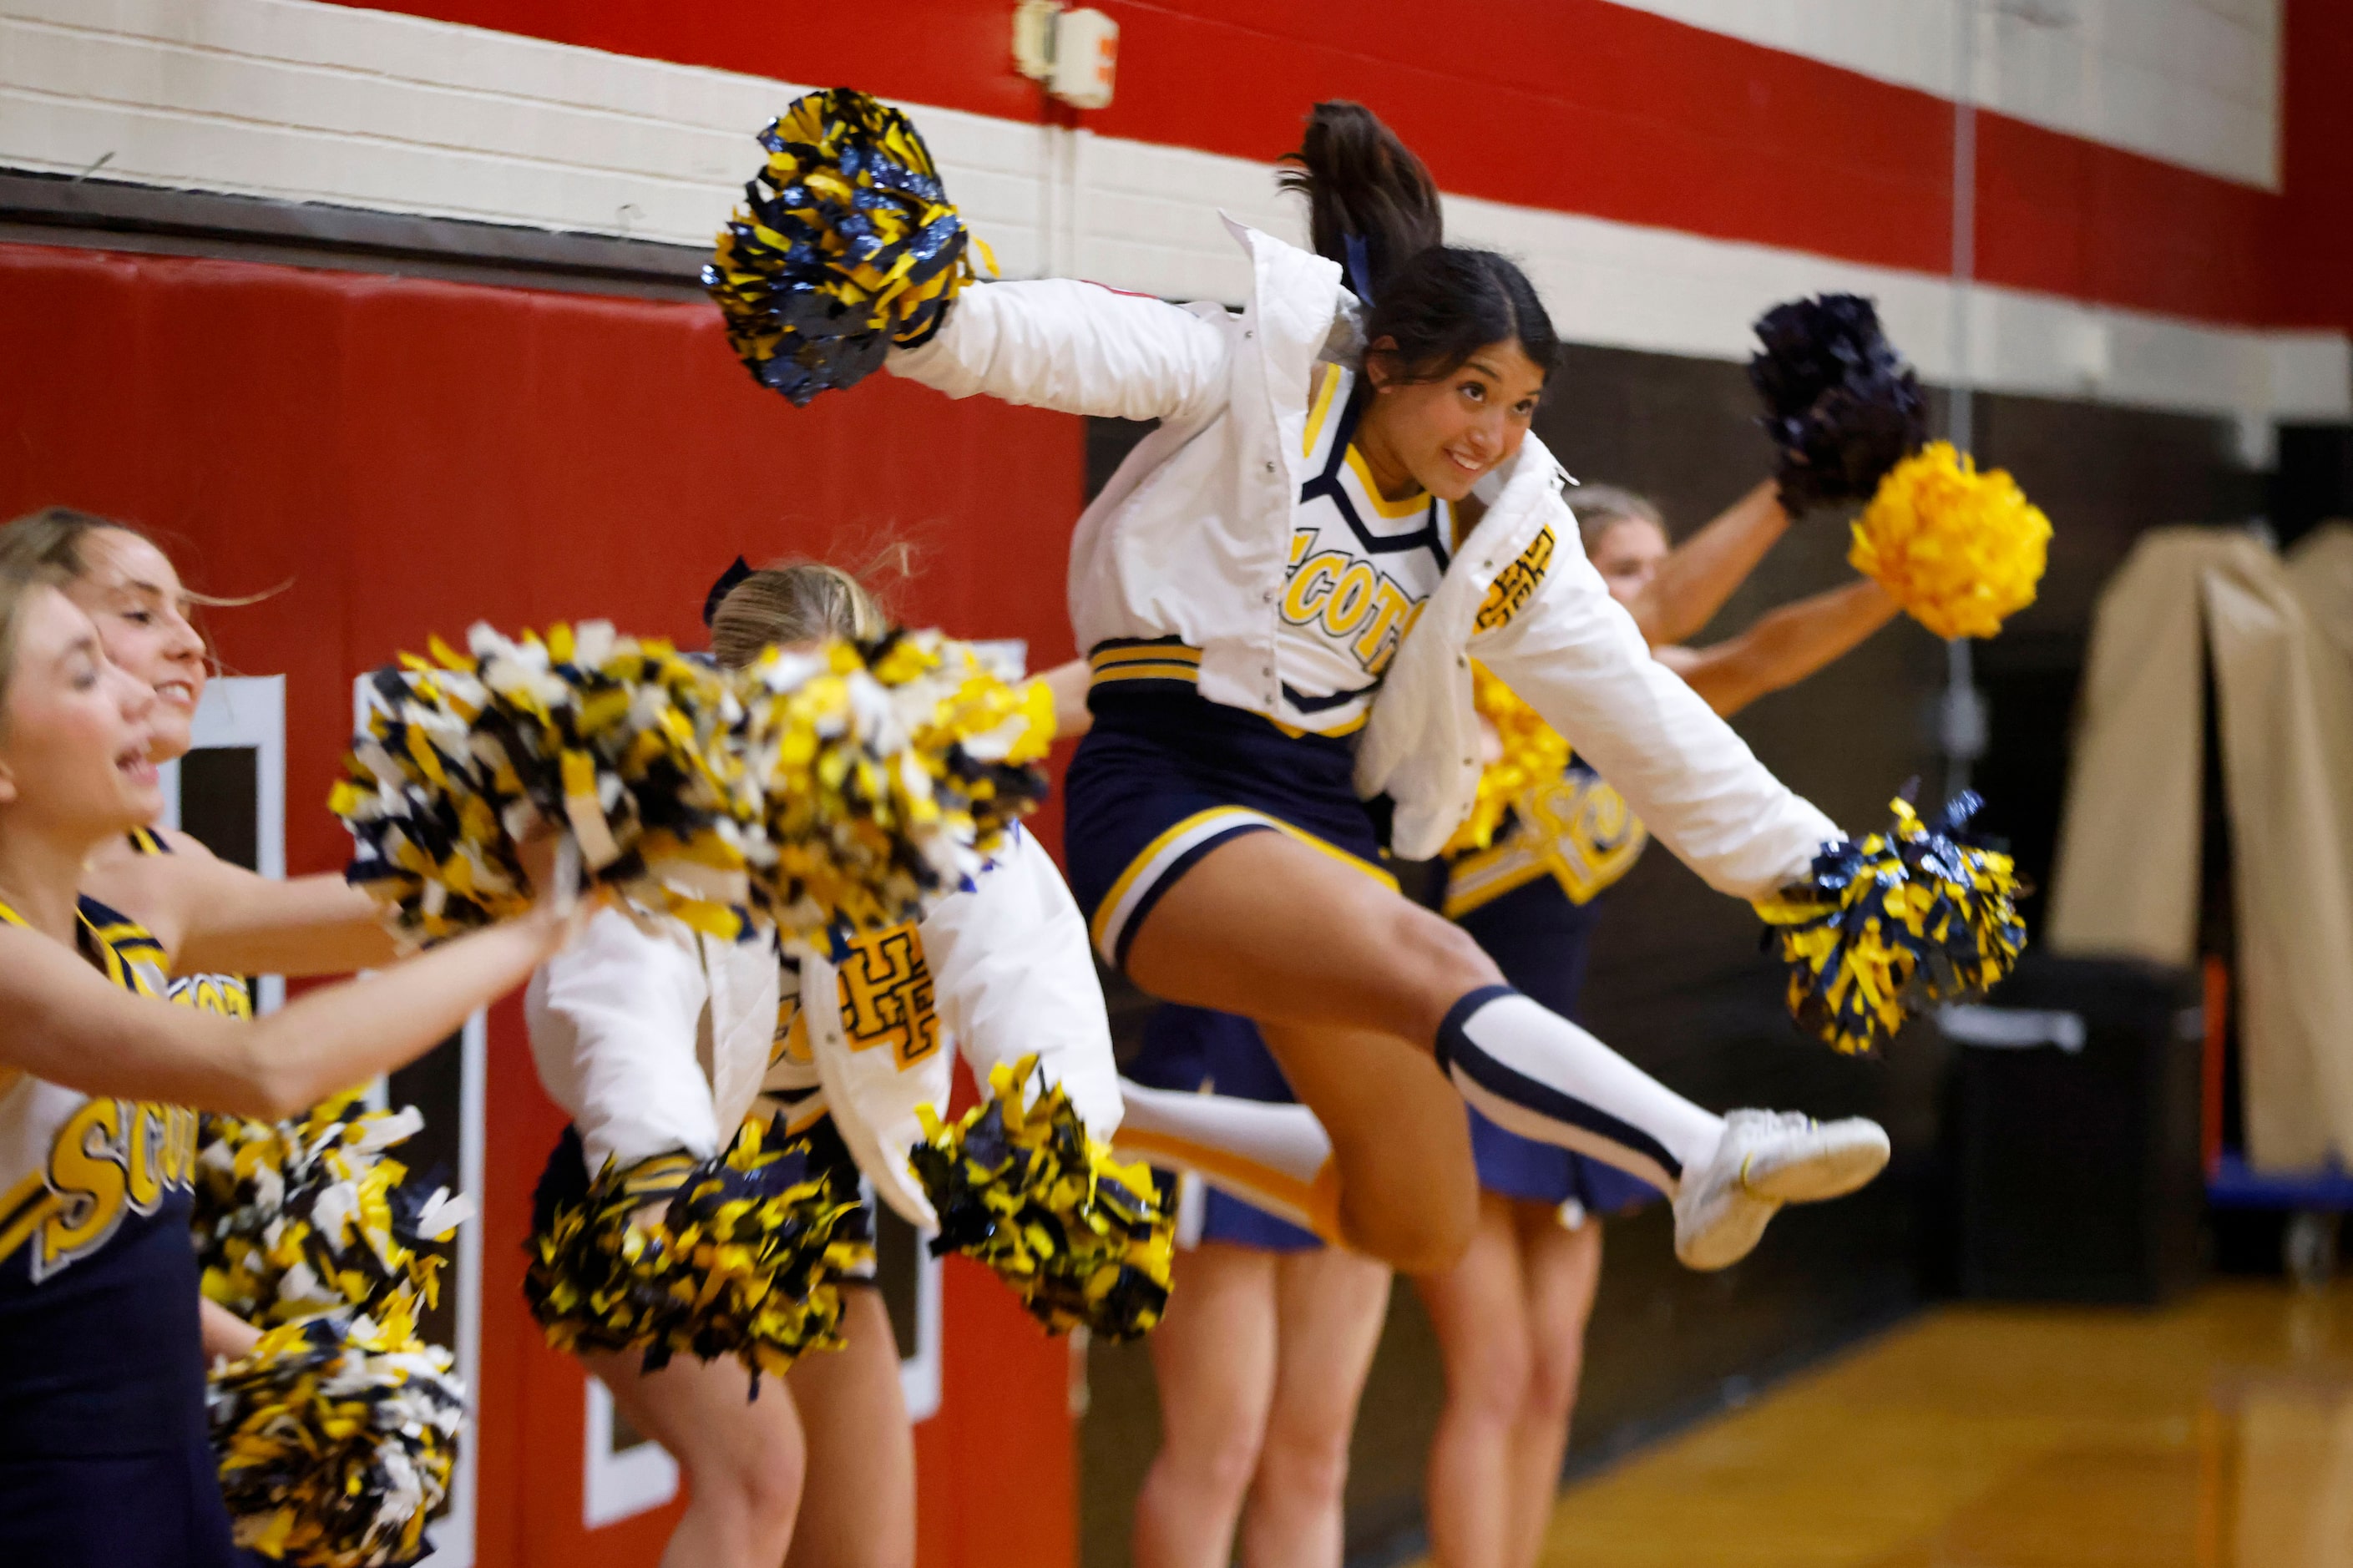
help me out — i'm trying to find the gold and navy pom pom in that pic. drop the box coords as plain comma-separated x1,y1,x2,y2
1755,792,2027,1056
740,630,1055,943
193,1093,467,1326
330,622,765,943
523,1115,871,1383
1443,664,1571,857
1748,294,1927,513
704,89,989,406
1849,442,2052,640
208,1301,464,1568
908,1057,1173,1342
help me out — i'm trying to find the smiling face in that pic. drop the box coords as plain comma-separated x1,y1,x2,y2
1588,516,1671,607
1356,337,1549,503
58,528,207,762
0,584,164,842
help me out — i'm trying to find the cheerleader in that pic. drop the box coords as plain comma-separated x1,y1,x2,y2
524,559,1121,1568
884,99,1891,1283
1418,483,1896,1568
0,508,411,1364
0,565,582,1563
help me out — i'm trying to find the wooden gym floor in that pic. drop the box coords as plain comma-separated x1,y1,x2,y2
1490,1282,2353,1567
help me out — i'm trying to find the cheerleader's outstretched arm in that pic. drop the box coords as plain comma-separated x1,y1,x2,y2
890,279,1230,423
524,906,729,1175
918,824,1122,1137
109,828,398,978
0,900,581,1121
1623,479,1789,648
1658,579,1900,719
1474,500,1839,901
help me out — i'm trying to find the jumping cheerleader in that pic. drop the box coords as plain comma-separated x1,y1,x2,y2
1418,483,1897,1568
524,559,1121,1568
883,99,1890,1280
0,566,582,1563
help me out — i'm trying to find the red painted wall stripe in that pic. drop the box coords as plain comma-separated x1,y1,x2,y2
325,0,2341,333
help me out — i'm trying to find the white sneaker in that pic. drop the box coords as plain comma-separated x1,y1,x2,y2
1671,1110,1892,1272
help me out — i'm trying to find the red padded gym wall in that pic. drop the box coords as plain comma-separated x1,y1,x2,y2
0,238,1083,1568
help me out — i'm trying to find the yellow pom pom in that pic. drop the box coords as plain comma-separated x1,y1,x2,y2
208,1302,463,1567
704,89,989,406
1442,665,1571,856
523,1116,870,1383
1850,441,2052,640
1755,792,2028,1055
908,1056,1173,1340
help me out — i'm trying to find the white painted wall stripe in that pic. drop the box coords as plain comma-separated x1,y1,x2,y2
2,0,2340,424
1602,0,2285,190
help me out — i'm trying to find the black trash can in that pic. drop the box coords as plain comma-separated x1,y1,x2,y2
1944,954,2204,1304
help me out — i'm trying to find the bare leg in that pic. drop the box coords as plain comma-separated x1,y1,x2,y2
1505,1209,1602,1568
580,1349,805,1568
1126,831,1719,1269
1132,1244,1278,1568
1237,1247,1394,1568
785,1289,915,1568
1414,1194,1534,1568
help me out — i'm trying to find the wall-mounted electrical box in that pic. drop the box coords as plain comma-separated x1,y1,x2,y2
1013,1,1119,110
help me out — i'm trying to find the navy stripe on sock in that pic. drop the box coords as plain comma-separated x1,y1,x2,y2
1111,822,1278,973
1435,986,1685,1182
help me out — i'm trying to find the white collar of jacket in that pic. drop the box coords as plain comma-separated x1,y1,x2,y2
1174,217,1573,855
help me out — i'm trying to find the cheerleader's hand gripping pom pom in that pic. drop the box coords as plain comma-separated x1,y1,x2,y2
908,1056,1175,1341
207,1301,465,1568
330,623,765,945
194,1092,466,1326
1850,442,2052,640
1755,792,2027,1057
523,1115,873,1384
1442,665,1571,857
740,629,1054,943
705,88,990,405
1749,294,1928,513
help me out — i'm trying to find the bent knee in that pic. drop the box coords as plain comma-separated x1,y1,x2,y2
1386,909,1504,1024
1157,1428,1267,1511
1344,1182,1476,1274
1447,1335,1537,1422
1525,1341,1587,1422
1254,1431,1354,1510
685,1431,802,1529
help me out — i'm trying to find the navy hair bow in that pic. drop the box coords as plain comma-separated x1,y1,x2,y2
701,554,753,626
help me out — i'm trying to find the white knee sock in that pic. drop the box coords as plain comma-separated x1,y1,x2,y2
1434,985,1722,1196
1112,1079,1342,1241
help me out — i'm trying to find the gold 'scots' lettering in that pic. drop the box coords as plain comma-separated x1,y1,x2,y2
0,1100,200,1282
1475,527,1556,633
1283,528,1424,676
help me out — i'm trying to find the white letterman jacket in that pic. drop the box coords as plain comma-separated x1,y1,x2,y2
524,824,1122,1226
891,220,1839,896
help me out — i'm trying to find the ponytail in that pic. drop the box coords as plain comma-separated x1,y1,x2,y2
1278,101,1442,300
1278,101,1561,392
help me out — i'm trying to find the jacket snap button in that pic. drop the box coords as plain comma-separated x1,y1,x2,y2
1244,329,1255,339
1264,461,1276,473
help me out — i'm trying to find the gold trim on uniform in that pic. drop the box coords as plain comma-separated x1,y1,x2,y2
0,894,200,1282
1444,767,1649,919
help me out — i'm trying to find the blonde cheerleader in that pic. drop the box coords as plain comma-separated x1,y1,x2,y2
523,560,1122,1568
0,564,583,1563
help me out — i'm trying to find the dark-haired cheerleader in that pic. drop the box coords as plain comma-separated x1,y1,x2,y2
0,567,585,1563
878,98,1890,1290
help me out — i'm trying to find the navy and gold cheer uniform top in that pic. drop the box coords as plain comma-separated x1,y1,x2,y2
0,890,245,1565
